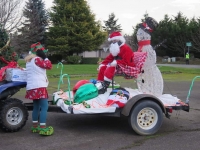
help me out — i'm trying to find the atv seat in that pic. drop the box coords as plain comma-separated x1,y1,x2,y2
0,81,26,94
0,80,8,86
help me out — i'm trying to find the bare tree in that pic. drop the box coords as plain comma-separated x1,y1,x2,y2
124,34,137,51
0,0,23,32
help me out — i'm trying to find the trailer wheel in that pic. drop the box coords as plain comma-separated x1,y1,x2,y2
129,100,163,135
0,98,28,132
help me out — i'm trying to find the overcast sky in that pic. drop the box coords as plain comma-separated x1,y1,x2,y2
44,0,200,34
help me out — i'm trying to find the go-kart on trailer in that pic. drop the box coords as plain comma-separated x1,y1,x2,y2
0,78,194,136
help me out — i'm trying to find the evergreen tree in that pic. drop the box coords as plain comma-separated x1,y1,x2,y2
151,14,174,56
0,26,8,49
47,0,106,56
171,12,189,56
131,13,150,50
154,12,192,57
0,26,18,68
186,17,200,58
103,13,122,34
131,12,200,58
16,0,48,52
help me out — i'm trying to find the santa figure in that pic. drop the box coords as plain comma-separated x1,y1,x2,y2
96,31,146,94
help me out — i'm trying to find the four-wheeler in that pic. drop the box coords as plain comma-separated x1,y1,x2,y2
0,81,28,132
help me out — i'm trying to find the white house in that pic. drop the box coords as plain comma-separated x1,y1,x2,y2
80,35,135,58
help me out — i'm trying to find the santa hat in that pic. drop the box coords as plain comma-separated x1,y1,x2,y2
29,42,48,54
108,32,125,43
139,17,159,34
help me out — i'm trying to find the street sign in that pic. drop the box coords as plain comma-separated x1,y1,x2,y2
186,42,192,47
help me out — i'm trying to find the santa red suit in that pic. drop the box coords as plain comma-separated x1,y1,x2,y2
97,40,135,81
96,32,147,94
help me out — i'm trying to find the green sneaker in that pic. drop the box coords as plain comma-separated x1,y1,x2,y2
39,126,54,136
31,126,40,133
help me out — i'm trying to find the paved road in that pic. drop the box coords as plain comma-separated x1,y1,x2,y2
1,81,200,150
157,63,200,68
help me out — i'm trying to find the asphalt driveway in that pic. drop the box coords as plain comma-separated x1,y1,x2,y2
0,81,200,150
157,63,200,69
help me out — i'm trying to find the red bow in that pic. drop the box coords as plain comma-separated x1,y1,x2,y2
0,61,18,81
142,23,153,33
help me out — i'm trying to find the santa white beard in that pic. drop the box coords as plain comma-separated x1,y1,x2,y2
109,43,120,56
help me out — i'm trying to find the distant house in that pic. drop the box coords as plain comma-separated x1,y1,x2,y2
80,39,110,58
82,50,109,58
80,34,136,58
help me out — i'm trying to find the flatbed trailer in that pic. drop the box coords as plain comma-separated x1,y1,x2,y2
0,76,195,135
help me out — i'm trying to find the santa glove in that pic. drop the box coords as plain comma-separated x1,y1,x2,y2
110,60,117,66
36,50,47,60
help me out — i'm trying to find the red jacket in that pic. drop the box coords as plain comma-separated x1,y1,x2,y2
101,44,135,67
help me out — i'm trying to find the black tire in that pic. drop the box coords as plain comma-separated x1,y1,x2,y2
0,98,28,132
128,100,163,135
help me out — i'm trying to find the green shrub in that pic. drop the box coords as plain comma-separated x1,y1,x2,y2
48,54,63,64
67,55,81,64
82,57,99,64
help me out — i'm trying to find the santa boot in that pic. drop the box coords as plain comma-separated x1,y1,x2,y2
98,80,110,94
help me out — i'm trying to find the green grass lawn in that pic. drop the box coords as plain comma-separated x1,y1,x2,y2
18,59,200,82
158,66,200,81
16,59,200,99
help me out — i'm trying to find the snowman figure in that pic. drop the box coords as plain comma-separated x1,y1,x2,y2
136,17,163,97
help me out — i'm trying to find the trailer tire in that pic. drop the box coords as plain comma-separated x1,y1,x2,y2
0,98,28,132
129,100,163,135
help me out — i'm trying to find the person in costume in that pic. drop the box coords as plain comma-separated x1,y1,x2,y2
24,42,53,136
136,17,164,97
97,32,146,94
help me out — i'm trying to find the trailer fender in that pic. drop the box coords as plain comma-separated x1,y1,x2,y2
121,94,166,116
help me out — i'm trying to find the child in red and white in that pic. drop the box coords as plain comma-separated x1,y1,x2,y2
96,32,146,94
24,42,53,136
